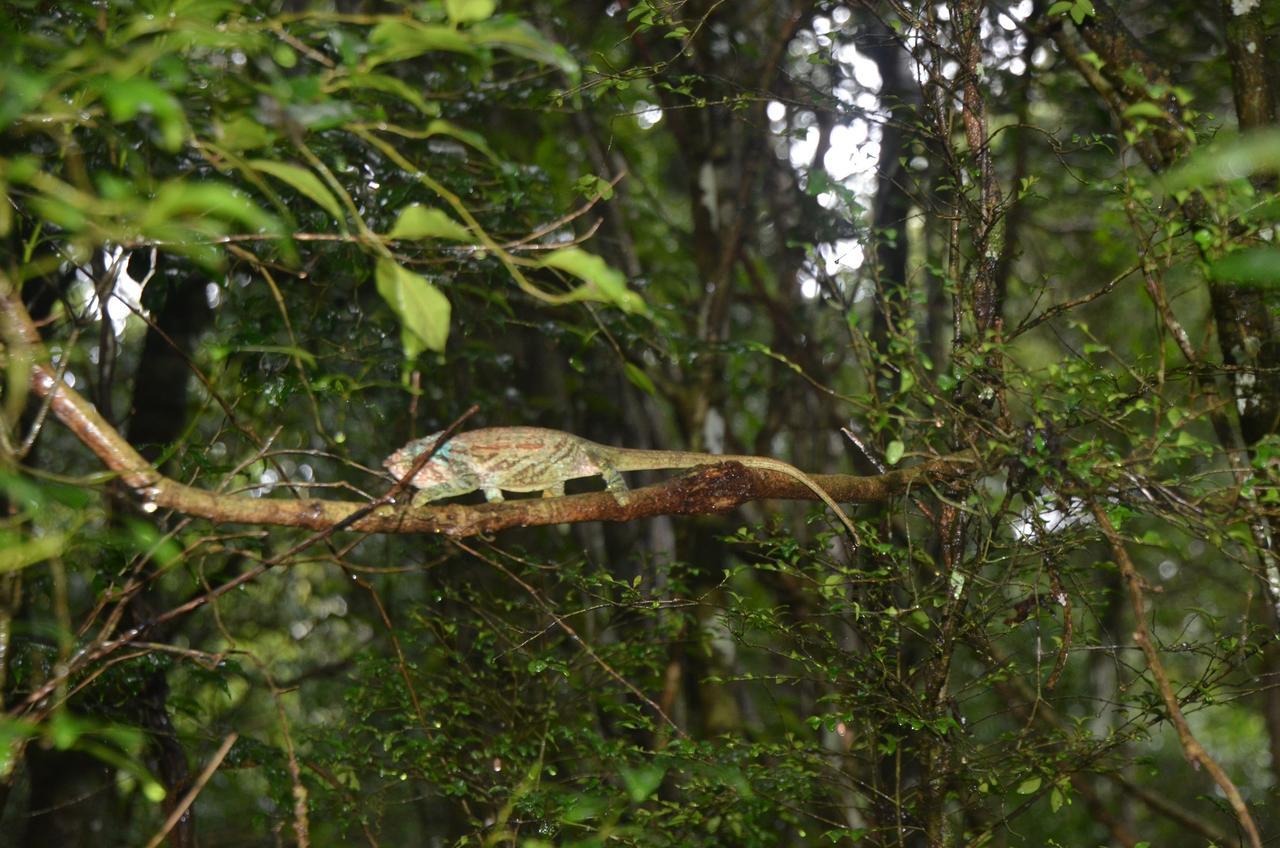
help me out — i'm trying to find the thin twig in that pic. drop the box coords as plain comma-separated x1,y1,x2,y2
452,538,687,738
143,732,238,848
1091,503,1263,848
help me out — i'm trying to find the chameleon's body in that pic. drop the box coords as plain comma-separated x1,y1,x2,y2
383,426,857,538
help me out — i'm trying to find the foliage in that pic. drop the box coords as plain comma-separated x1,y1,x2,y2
0,0,1278,846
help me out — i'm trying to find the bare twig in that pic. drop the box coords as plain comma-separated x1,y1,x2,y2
452,539,686,738
143,732,239,848
1091,503,1263,848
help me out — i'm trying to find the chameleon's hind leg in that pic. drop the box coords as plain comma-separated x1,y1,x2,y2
601,466,631,506
482,487,506,503
541,481,566,498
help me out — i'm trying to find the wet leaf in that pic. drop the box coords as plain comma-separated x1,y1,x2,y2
375,258,451,357
248,160,346,224
388,205,471,242
367,20,476,66
470,17,580,81
538,247,647,314
446,0,497,23
100,78,187,151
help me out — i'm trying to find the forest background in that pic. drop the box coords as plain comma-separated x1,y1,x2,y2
1,1,1279,846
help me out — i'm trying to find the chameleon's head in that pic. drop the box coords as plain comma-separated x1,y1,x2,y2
383,433,452,485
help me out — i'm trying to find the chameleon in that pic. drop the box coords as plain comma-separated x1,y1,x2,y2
383,426,858,539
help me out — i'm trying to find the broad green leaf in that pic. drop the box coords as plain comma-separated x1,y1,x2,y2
375,258,451,357
214,115,276,151
1164,128,1280,191
446,0,497,23
0,68,47,131
885,440,905,466
538,247,648,314
367,20,476,66
1207,247,1280,287
470,17,580,81
142,181,280,235
328,73,439,116
29,196,87,232
388,205,471,242
425,119,501,164
1121,101,1166,120
100,78,187,152
1016,776,1041,795
248,160,346,224
284,99,358,132
619,764,666,802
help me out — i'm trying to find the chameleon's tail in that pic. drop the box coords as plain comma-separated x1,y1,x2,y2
733,456,860,544
612,450,859,544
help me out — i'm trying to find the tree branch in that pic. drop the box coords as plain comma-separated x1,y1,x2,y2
2,284,975,538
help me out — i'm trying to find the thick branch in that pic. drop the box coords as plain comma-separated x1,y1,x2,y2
23,361,972,537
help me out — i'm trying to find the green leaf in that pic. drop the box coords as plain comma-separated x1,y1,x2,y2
248,160,346,224
388,205,471,242
375,258,451,357
329,73,439,116
574,174,614,201
0,68,47,131
619,764,666,802
885,440,905,466
0,532,66,574
1069,0,1095,24
1046,1,1074,14
0,717,37,778
1016,776,1041,795
273,44,297,68
446,0,497,23
100,78,187,152
470,17,580,81
537,247,648,314
1163,128,1280,191
1207,247,1280,287
1121,102,1166,120
367,20,476,66
213,115,276,151
142,181,281,239
424,119,501,165
48,712,92,750
624,362,657,396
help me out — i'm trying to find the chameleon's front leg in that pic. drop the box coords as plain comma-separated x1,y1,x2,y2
407,476,483,506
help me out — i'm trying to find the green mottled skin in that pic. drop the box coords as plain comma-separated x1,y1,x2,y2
384,426,857,539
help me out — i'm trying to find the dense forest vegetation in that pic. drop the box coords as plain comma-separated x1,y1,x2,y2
1,1,1279,845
